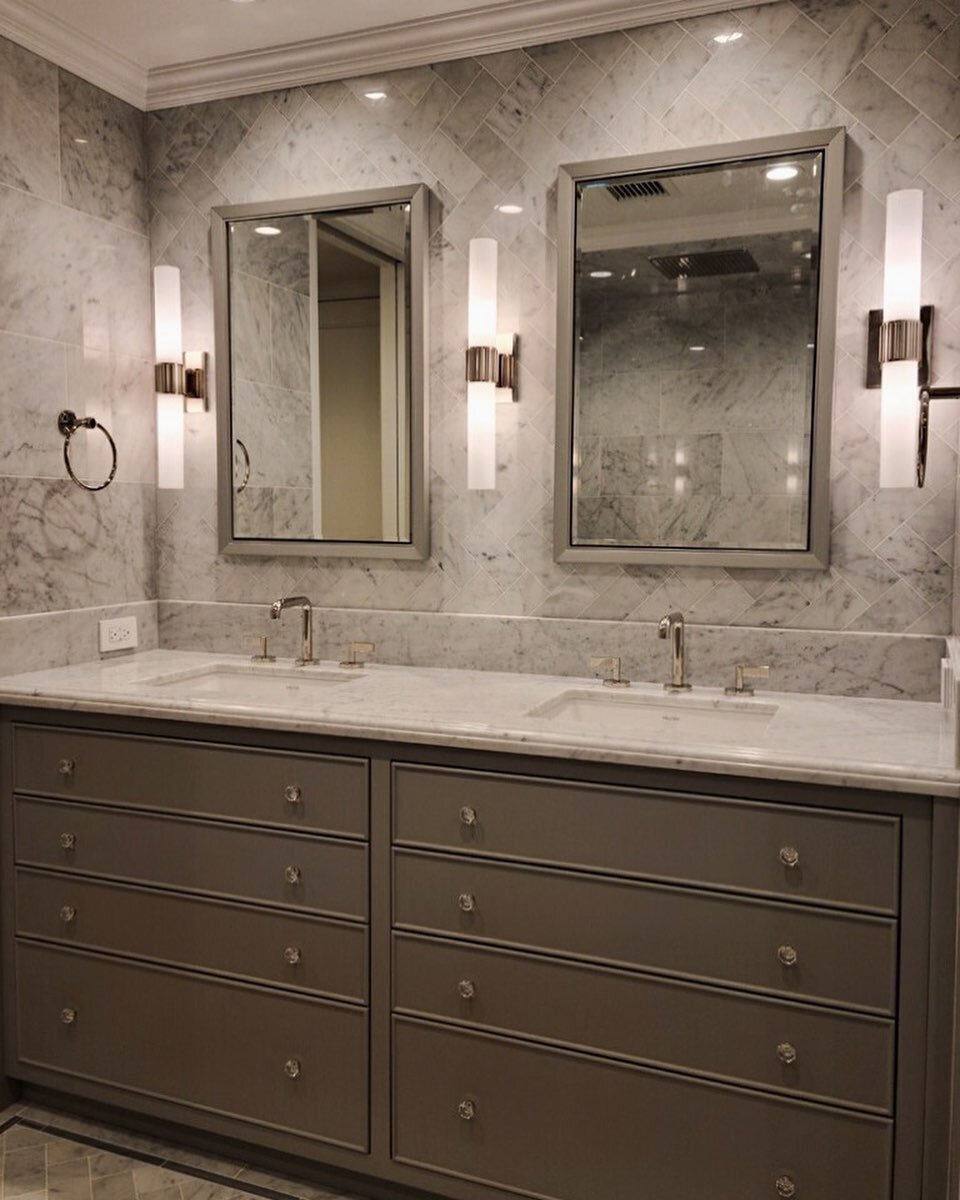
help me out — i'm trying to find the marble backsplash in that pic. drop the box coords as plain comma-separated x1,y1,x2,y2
159,599,944,701
151,0,960,638
0,601,159,679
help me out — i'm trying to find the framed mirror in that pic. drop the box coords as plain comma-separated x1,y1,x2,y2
212,183,430,558
554,128,844,568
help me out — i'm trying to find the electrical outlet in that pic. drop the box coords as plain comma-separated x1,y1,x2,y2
99,616,138,653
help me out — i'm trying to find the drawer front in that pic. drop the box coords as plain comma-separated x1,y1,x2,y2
393,764,900,913
394,851,897,1013
14,724,368,837
17,942,368,1151
393,934,894,1113
393,1020,892,1200
17,798,367,919
17,869,367,1002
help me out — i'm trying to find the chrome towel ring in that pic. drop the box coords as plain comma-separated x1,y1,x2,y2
57,410,118,492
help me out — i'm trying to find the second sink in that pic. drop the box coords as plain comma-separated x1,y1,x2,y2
146,663,363,707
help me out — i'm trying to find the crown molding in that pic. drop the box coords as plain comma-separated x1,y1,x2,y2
0,0,146,108
0,0,776,112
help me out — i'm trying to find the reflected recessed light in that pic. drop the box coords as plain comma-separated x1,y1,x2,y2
688,345,705,352
364,90,387,101
589,270,613,279
806,342,815,349
495,203,524,214
73,137,89,144
713,31,743,43
766,164,799,181
254,225,282,236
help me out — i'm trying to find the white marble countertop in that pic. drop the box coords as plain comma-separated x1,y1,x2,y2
0,649,956,796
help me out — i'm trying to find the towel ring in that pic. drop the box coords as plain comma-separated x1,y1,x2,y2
235,438,251,493
57,410,118,492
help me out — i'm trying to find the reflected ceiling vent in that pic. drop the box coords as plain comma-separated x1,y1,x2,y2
649,247,760,279
606,179,668,200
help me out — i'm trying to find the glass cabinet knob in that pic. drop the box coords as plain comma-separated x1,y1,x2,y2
284,785,302,806
283,1058,301,1079
459,806,478,827
284,865,302,885
776,1042,798,1065
58,758,75,777
284,946,302,965
59,905,77,924
775,1176,796,1198
59,1007,77,1025
779,846,800,869
777,944,798,968
59,832,77,851
458,1098,476,1121
457,979,476,1000
457,892,476,913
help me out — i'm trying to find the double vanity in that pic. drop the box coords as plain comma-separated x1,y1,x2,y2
0,640,958,1200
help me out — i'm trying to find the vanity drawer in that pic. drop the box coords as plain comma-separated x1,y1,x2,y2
13,724,368,838
393,764,900,913
16,942,368,1151
392,933,894,1113
393,851,897,1013
16,869,367,1002
393,1019,892,1200
16,798,368,920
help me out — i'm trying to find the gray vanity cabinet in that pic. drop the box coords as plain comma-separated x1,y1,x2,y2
1,709,956,1200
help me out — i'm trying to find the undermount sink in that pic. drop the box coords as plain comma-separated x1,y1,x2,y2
525,688,778,743
145,663,363,706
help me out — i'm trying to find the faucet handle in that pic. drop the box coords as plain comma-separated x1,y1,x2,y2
590,655,629,688
243,633,276,663
340,641,375,669
725,664,769,696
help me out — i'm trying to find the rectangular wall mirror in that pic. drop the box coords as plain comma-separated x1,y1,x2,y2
212,183,430,558
554,128,844,569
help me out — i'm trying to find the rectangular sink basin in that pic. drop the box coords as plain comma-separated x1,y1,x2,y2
525,688,778,744
146,663,362,706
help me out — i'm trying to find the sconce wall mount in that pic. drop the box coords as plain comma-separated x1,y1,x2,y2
155,351,208,414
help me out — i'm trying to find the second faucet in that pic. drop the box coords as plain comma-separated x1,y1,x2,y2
658,611,690,692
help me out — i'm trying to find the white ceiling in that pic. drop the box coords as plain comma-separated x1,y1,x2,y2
0,0,776,110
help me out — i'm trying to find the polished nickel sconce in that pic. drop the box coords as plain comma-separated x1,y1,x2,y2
154,265,208,490
466,238,517,491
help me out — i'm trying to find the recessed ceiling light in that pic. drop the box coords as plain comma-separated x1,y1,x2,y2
589,270,613,279
713,31,743,43
495,203,524,215
73,137,89,144
254,225,282,236
688,345,706,352
364,90,387,101
766,164,799,181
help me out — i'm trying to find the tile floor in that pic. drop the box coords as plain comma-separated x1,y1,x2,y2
0,1104,366,1200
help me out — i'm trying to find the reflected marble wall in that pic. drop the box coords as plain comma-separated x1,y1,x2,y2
150,0,960,638
0,38,157,671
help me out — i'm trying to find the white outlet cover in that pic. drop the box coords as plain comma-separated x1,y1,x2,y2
99,615,139,653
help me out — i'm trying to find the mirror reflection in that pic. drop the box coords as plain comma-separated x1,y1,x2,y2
556,129,843,568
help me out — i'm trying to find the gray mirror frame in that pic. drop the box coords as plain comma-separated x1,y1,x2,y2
553,127,844,570
212,182,431,559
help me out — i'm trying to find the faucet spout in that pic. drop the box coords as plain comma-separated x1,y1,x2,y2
657,611,691,692
270,595,316,666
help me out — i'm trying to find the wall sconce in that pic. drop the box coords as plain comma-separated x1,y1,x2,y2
867,190,960,488
153,265,208,490
466,238,517,491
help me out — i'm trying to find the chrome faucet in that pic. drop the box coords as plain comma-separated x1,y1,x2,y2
658,611,690,691
270,596,317,666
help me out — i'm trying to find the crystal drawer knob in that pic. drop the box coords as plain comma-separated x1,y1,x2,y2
779,846,800,869
458,1098,476,1121
457,892,476,913
284,865,301,884
59,905,77,924
284,946,302,965
284,785,302,806
777,945,798,968
459,806,478,827
775,1176,796,1198
457,979,476,1000
59,1007,77,1025
58,759,75,777
59,832,77,851
777,1042,798,1065
283,1058,301,1079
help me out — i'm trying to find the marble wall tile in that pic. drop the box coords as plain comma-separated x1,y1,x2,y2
0,39,60,202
